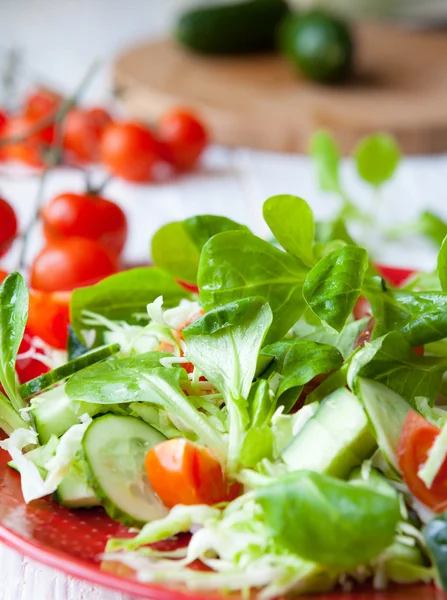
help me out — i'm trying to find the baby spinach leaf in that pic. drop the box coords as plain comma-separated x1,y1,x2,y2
198,230,308,344
309,130,341,194
354,134,400,187
151,216,248,284
261,340,343,412
71,267,190,344
438,235,447,292
256,470,400,568
263,195,314,267
66,352,173,405
151,222,201,284
0,273,28,412
366,279,447,346
348,332,447,407
303,246,368,332
423,513,447,591
183,297,272,471
67,359,226,461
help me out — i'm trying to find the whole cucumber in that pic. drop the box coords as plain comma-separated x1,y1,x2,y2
175,0,290,55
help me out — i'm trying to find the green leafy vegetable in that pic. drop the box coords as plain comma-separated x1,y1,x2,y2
438,235,447,292
354,378,410,472
261,340,343,412
0,273,28,413
198,230,307,343
424,513,447,591
354,133,400,187
183,297,272,472
348,332,447,407
388,210,447,249
71,267,190,344
303,246,368,332
366,278,447,346
256,470,400,568
263,195,314,267
309,131,341,194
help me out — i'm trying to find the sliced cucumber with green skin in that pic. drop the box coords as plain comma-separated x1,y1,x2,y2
19,343,120,400
30,385,103,445
54,458,100,509
83,414,167,527
282,387,376,478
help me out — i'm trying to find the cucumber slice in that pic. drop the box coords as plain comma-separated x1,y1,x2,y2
30,385,103,445
54,457,100,509
19,343,120,400
83,414,167,526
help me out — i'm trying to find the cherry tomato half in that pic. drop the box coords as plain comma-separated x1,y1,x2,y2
24,87,62,121
16,331,50,384
41,192,127,256
63,107,112,164
100,122,159,182
30,237,119,292
398,410,447,513
157,109,208,171
2,115,54,167
27,289,71,349
0,197,17,258
145,438,239,508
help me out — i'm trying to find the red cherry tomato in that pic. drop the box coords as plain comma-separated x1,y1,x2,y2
15,331,51,384
100,122,159,182
157,109,208,171
27,289,71,349
30,237,119,292
0,269,8,284
145,438,240,508
24,87,62,121
2,115,54,167
0,197,17,258
63,107,112,164
41,192,127,256
398,410,447,512
375,265,415,287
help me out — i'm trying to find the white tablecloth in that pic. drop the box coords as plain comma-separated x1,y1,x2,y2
1,146,447,599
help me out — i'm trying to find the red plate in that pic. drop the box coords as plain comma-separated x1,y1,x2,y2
0,265,442,599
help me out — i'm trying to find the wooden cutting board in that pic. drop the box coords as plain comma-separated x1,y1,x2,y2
113,23,447,154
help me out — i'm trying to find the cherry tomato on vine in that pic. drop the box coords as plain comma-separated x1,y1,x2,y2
398,410,447,513
30,237,119,292
63,107,112,163
145,438,240,507
157,109,208,171
41,192,127,256
15,331,50,384
100,122,159,182
0,197,18,258
27,289,71,349
24,87,63,121
2,115,54,167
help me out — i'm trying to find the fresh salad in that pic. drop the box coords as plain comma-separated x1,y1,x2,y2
3,194,447,598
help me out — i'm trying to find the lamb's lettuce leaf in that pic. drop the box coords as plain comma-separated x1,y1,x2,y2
256,470,400,568
151,216,248,284
303,246,368,332
198,230,307,344
71,268,190,344
183,297,272,471
261,340,343,412
349,332,447,407
263,195,314,267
